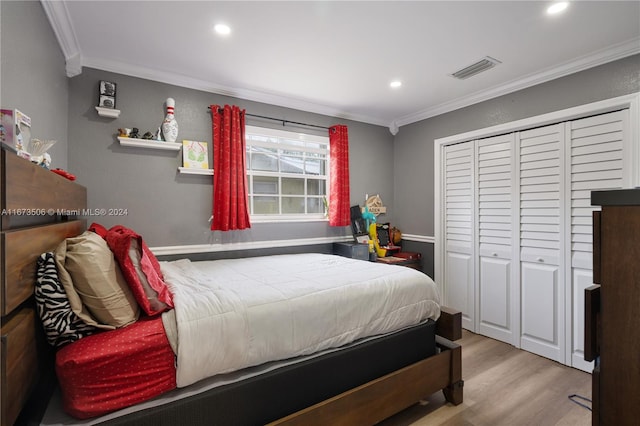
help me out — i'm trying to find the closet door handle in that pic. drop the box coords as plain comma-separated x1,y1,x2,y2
537,257,544,262
492,252,498,257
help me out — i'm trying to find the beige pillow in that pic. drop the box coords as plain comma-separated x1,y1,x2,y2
55,231,139,329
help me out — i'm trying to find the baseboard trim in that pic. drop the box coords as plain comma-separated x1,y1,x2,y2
402,234,435,244
150,235,353,256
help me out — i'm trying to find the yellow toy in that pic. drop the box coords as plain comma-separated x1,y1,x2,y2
369,223,387,258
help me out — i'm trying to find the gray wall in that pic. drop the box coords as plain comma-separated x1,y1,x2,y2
393,54,640,239
0,0,69,170
67,68,395,247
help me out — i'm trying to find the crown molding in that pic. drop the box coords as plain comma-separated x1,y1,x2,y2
41,0,83,77
393,37,640,127
41,2,639,131
65,52,82,77
79,55,389,128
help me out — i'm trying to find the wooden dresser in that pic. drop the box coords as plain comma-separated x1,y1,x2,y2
1,148,86,425
588,189,640,426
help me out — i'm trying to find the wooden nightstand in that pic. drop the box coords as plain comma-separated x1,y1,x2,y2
376,252,422,270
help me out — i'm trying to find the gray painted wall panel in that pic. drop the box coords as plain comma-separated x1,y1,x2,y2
67,68,395,247
0,0,69,170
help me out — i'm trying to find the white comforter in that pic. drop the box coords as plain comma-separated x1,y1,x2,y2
160,253,440,388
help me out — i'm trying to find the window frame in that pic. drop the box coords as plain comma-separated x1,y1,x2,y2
245,125,330,223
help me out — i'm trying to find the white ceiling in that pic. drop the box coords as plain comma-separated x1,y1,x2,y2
43,1,640,132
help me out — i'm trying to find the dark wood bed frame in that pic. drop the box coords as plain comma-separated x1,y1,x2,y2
1,148,463,426
269,335,462,426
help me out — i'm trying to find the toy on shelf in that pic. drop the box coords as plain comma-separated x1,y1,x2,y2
1,108,31,157
370,222,401,258
369,223,387,258
391,226,402,245
51,168,76,181
361,206,376,229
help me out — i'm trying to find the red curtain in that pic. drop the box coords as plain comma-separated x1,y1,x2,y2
329,125,350,227
210,105,251,231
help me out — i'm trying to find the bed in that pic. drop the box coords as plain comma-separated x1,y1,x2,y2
1,147,463,426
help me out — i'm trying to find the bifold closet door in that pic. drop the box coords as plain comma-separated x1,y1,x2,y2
567,109,628,372
443,142,475,331
476,134,516,344
518,123,565,363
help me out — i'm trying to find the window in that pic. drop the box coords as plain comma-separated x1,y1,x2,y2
246,125,329,222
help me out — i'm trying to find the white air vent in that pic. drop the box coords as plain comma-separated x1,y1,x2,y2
451,56,501,80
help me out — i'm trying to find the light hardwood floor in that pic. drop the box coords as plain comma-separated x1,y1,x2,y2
379,330,593,426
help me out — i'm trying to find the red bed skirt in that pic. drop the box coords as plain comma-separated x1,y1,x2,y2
56,316,176,419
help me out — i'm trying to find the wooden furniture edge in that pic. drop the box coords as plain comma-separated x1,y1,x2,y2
436,306,462,341
1,220,86,316
438,336,463,405
2,149,88,425
3,151,87,214
584,284,601,362
269,336,463,426
1,308,39,426
592,211,601,284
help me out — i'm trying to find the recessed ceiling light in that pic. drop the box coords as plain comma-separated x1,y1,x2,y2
390,81,402,89
547,2,569,15
214,24,231,36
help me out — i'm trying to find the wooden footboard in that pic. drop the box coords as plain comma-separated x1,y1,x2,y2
269,336,463,426
436,306,462,341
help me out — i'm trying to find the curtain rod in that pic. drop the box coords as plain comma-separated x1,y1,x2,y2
208,106,330,130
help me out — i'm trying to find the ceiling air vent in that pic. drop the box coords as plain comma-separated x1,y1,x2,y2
451,56,501,80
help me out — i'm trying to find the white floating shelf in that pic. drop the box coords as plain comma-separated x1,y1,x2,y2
117,137,182,151
95,106,121,118
179,167,213,175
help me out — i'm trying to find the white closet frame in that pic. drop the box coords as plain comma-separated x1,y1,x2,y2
434,92,639,363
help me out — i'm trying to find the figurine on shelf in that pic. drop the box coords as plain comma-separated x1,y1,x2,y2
155,126,163,141
52,168,76,181
118,128,131,137
129,127,140,139
32,152,52,169
142,131,155,140
161,98,178,143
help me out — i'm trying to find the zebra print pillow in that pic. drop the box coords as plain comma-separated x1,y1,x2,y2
35,252,96,347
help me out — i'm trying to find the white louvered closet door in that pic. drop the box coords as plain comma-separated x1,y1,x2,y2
567,109,629,372
518,123,565,363
476,134,516,344
443,141,475,331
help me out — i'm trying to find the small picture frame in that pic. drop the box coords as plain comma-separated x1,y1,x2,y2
99,95,116,109
98,80,117,109
100,80,116,97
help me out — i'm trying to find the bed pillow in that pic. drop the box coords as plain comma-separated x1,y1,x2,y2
88,222,108,238
105,225,173,316
55,231,140,329
35,252,97,346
